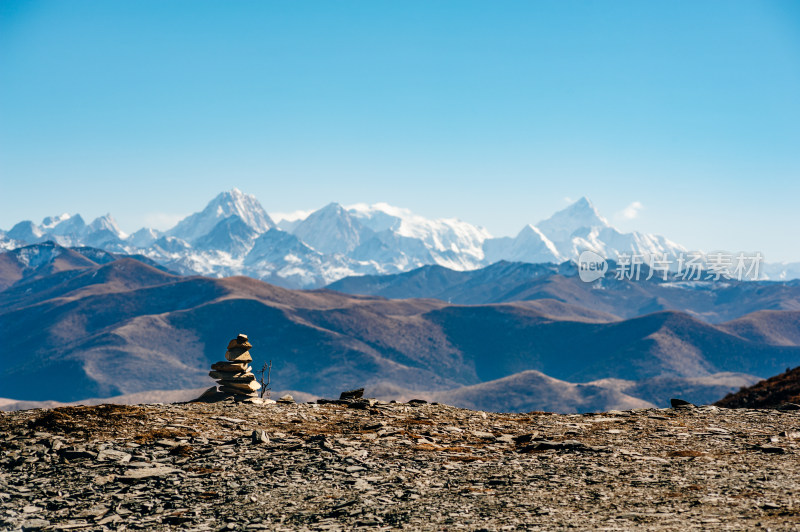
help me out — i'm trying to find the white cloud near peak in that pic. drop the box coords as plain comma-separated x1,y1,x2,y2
619,201,644,220
271,210,312,223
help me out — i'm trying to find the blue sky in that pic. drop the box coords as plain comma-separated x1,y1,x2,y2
1,1,799,260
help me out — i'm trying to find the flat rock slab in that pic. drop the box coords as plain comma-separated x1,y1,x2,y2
117,465,184,482
96,449,131,462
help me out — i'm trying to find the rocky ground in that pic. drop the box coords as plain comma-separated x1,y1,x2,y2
2,397,800,531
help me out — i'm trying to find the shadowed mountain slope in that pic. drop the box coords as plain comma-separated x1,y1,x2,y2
715,366,800,409
2,254,799,411
329,261,800,323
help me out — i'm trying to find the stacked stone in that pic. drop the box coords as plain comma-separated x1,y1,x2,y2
209,333,261,398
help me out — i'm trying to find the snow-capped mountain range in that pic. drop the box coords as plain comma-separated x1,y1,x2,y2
1,189,798,287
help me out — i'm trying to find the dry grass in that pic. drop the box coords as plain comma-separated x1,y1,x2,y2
667,450,707,458
169,444,194,456
133,427,194,444
26,404,147,438
716,365,800,409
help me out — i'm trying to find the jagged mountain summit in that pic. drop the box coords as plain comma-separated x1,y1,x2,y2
483,224,562,264
291,202,372,255
1,191,797,288
537,196,610,244
4,213,126,250
168,188,274,244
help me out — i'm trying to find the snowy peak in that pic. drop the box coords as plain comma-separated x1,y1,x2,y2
168,188,274,243
536,197,610,244
3,191,796,288
217,188,275,233
80,214,127,249
346,202,405,233
7,221,44,242
194,216,259,256
8,214,90,246
514,224,561,258
292,203,372,255
128,228,162,248
246,228,320,265
517,223,551,241
49,214,86,237
86,214,125,238
40,213,72,229
347,202,491,261
483,224,562,264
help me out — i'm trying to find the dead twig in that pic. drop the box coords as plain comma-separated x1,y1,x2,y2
259,360,272,399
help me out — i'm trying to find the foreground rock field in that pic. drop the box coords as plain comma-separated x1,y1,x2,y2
1,398,799,530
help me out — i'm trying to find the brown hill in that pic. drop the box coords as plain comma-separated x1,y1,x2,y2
0,242,97,291
718,310,800,346
329,260,800,323
2,253,800,411
715,366,800,408
368,370,656,413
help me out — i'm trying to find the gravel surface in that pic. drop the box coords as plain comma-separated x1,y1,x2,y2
1,398,800,530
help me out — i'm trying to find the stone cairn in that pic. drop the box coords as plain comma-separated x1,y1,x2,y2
208,333,261,399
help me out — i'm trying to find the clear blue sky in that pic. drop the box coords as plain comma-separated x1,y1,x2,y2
1,1,799,260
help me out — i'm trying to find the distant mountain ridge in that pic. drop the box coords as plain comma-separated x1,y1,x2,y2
0,241,173,293
4,189,796,288
4,249,800,412
328,261,800,323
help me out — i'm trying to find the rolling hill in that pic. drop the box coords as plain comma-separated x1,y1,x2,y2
328,260,800,323
2,248,797,411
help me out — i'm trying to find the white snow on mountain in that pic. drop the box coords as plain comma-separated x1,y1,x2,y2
0,231,18,251
151,235,192,255
85,214,126,239
40,213,72,230
535,197,686,263
193,216,260,257
483,225,562,264
762,262,800,281
347,202,491,268
292,203,373,255
1,190,796,287
536,197,610,244
7,221,44,243
168,188,274,243
128,228,162,248
8,241,65,268
49,214,86,237
80,214,127,249
243,228,362,288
